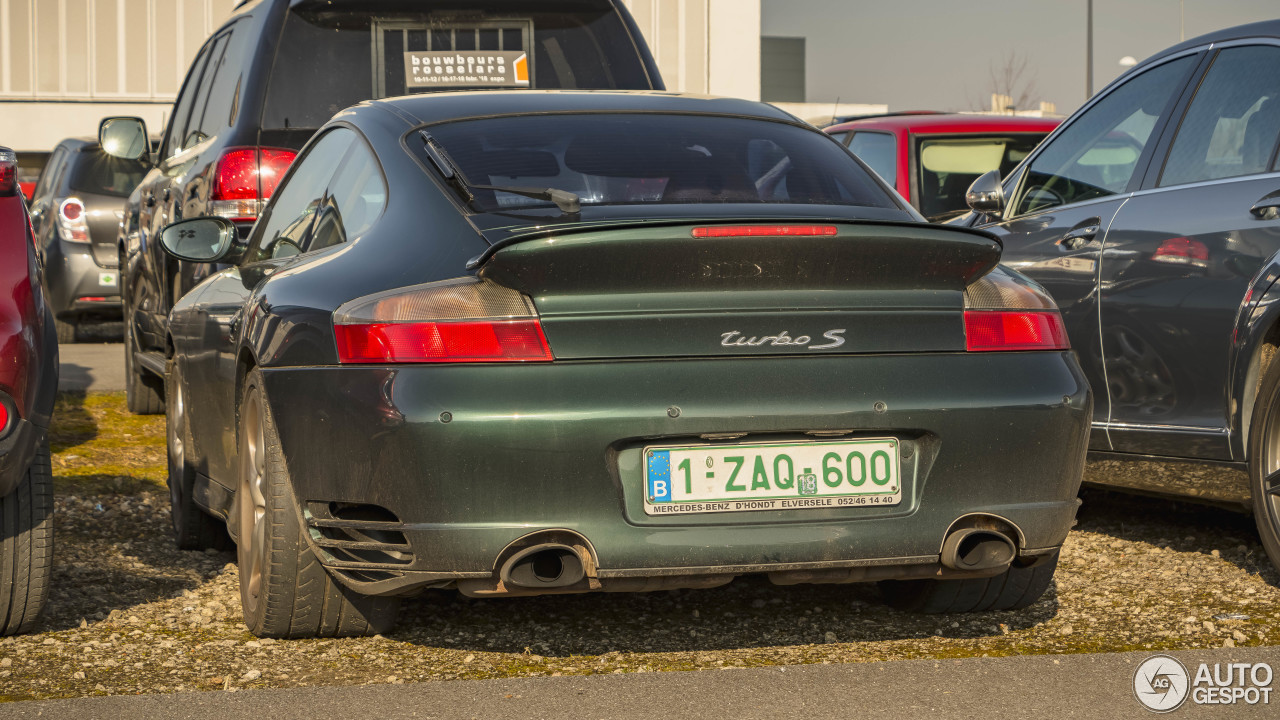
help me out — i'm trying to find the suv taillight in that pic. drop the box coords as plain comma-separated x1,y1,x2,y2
57,197,90,243
209,147,297,221
333,277,553,364
963,269,1069,352
0,149,16,197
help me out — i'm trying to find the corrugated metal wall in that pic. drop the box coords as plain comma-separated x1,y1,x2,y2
623,0,710,95
0,0,237,100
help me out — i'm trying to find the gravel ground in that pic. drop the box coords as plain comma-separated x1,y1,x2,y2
2,398,1279,701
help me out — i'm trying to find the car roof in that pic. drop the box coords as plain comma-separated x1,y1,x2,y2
1139,19,1280,68
824,113,1060,135
368,90,801,127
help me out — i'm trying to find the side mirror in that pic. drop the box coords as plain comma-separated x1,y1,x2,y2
160,217,238,263
965,170,1006,216
99,117,151,162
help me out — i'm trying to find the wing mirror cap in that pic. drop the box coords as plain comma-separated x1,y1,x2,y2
160,217,245,264
965,170,1006,216
98,117,153,163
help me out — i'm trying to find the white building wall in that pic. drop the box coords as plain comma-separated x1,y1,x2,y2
0,0,237,151
621,0,760,101
0,0,761,152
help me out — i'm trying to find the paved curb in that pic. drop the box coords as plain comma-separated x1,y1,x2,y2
4,647,1279,719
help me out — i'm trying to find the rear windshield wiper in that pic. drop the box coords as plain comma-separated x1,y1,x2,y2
420,132,580,214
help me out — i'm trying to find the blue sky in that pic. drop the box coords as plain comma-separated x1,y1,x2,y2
761,0,1279,113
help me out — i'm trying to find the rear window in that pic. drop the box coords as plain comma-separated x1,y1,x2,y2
68,151,148,198
261,2,652,131
424,113,897,211
915,134,1046,221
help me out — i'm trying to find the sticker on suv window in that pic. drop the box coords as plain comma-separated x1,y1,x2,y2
404,51,529,88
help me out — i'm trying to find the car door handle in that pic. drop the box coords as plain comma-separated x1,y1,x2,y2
1058,223,1101,250
1250,191,1280,219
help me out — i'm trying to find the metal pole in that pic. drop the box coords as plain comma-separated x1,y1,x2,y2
1181,0,1186,41
1086,0,1093,99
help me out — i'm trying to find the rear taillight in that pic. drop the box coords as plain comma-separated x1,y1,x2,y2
334,277,553,364
691,225,838,238
963,268,1069,352
0,149,16,196
209,147,297,221
0,398,10,438
1151,237,1209,266
57,197,90,243
964,311,1069,352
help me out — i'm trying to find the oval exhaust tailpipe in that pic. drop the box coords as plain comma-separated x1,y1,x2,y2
941,528,1016,571
501,544,586,589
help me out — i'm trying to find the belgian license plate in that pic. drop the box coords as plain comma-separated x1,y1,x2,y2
643,439,901,516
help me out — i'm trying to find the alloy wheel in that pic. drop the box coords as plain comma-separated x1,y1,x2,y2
166,369,186,522
1260,396,1280,542
237,387,270,618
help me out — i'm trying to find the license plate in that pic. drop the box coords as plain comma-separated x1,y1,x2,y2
99,272,117,287
644,439,901,516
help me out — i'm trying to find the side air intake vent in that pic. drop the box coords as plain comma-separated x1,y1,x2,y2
305,502,413,567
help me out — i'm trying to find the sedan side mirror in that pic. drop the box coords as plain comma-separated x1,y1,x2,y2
160,217,239,263
99,117,151,163
965,170,1006,216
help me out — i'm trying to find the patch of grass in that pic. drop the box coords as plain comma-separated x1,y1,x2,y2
50,392,166,492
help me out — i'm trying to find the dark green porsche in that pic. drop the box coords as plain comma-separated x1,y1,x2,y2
134,91,1090,638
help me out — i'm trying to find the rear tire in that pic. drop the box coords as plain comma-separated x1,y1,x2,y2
1,438,54,635
878,554,1058,613
235,369,399,638
54,318,77,344
124,324,164,415
166,359,232,551
1246,360,1280,574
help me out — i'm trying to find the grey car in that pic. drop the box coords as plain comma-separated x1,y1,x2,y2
28,137,148,342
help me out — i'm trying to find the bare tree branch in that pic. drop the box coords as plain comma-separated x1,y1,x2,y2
970,52,1039,113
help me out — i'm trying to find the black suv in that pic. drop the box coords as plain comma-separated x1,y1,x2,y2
28,137,148,342
101,0,663,413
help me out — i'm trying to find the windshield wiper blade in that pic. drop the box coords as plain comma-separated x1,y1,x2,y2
421,132,474,202
465,183,581,214
419,131,580,215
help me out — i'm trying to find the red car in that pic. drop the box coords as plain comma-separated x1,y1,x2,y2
0,146,56,635
825,113,1060,222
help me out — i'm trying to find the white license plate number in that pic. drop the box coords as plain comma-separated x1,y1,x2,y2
643,439,901,516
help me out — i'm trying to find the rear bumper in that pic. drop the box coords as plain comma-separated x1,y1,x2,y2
257,352,1091,595
45,239,121,318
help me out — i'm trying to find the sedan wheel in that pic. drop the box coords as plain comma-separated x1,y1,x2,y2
166,360,230,551
234,369,399,638
1247,362,1280,572
0,438,53,635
